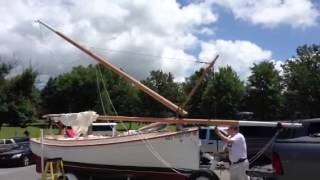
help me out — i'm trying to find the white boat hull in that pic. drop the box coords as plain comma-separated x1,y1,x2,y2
31,129,200,171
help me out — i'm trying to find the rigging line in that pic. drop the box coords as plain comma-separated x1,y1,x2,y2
37,22,85,66
96,65,118,116
95,66,187,175
249,129,281,164
95,68,107,116
91,46,211,64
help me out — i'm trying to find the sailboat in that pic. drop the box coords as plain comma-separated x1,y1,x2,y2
30,21,302,180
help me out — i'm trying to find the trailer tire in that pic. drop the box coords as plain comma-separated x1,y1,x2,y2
189,169,219,180
57,176,69,180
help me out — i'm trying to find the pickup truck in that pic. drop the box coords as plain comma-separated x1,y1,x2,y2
247,118,320,179
272,136,320,180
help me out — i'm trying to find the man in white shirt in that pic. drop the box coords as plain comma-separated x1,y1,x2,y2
215,125,249,180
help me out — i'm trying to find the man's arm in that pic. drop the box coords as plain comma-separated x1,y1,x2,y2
214,128,234,144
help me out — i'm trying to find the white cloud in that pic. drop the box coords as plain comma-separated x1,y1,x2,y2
213,0,319,28
271,59,284,75
0,0,218,84
199,40,272,78
198,27,215,35
160,47,202,82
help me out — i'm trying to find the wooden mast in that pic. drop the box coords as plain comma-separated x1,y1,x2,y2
180,55,219,111
35,20,188,117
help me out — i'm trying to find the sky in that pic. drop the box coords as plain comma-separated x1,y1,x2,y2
0,0,319,87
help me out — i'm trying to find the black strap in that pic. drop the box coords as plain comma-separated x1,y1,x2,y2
233,158,247,164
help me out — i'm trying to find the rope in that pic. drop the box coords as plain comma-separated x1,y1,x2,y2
91,46,211,64
96,65,118,116
96,68,107,116
249,129,282,164
95,65,188,176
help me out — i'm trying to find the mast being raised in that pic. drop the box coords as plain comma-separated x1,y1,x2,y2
36,20,188,116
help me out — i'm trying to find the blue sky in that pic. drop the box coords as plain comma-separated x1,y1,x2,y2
212,8,320,61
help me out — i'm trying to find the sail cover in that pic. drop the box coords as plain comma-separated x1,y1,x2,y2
52,111,98,135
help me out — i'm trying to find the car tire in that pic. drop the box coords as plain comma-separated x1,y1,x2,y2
189,169,219,180
22,156,30,166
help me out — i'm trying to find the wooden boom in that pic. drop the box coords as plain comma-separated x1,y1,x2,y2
98,115,302,128
36,20,188,117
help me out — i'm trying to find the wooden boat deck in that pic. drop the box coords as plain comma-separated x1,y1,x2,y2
31,128,198,147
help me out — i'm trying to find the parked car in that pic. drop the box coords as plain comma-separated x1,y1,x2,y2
240,126,278,162
0,137,33,166
247,118,320,179
199,126,228,154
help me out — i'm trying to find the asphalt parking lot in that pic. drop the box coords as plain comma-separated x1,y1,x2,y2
0,165,40,180
0,165,232,180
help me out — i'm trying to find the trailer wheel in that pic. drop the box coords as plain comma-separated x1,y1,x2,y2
57,176,69,180
189,169,219,180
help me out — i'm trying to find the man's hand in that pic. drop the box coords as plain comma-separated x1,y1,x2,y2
214,126,219,132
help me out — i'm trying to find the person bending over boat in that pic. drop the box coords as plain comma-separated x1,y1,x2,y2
66,126,76,138
215,125,249,180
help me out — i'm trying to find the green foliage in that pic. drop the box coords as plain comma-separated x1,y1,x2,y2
41,64,139,116
0,68,39,126
201,66,245,119
282,44,320,118
0,62,12,112
245,61,283,120
139,70,183,117
41,65,98,113
182,68,213,118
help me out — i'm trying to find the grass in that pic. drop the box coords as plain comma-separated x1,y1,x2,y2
0,126,57,139
116,122,146,131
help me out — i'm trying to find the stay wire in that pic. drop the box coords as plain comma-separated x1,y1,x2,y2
249,129,282,164
91,46,211,64
95,66,188,176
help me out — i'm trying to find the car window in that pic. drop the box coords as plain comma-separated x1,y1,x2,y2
199,129,207,140
14,137,29,143
308,122,320,136
209,130,219,140
5,139,13,144
0,139,4,144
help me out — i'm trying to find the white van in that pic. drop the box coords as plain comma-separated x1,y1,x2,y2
199,126,228,154
89,122,117,137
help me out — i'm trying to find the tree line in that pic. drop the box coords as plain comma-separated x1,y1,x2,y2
0,44,319,126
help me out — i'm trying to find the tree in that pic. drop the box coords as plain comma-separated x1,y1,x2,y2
282,44,320,118
41,64,139,116
244,61,283,120
1,68,39,126
41,65,97,114
0,61,12,128
182,68,213,118
201,66,245,119
139,70,183,117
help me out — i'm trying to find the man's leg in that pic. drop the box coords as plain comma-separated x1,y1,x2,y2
230,161,249,180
